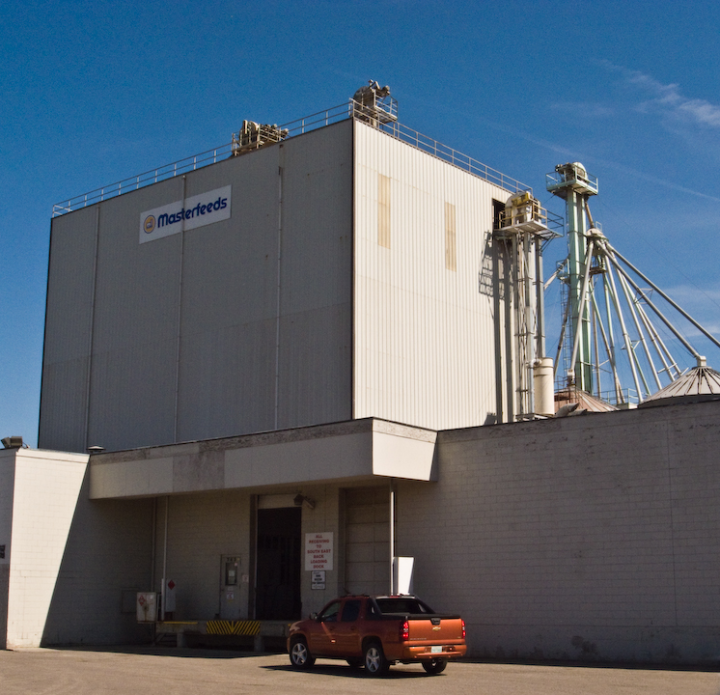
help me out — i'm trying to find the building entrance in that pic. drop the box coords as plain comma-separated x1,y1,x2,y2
255,507,302,619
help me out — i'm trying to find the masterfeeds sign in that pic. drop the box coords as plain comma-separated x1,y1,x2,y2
139,185,231,243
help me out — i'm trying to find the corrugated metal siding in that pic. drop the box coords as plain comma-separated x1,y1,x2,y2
445,201,456,271
353,122,509,430
378,174,391,248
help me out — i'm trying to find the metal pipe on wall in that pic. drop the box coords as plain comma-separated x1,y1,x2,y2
389,479,396,594
161,496,169,621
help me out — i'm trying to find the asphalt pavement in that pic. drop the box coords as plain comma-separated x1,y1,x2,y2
1,647,719,695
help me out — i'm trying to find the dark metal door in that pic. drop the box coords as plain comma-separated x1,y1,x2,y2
255,507,301,619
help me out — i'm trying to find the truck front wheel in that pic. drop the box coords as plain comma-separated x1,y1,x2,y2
289,637,315,669
364,642,389,676
422,658,447,674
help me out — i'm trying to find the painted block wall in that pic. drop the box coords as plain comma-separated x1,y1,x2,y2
150,485,343,622
0,449,153,648
0,450,16,649
3,450,87,648
151,491,253,621
41,478,153,646
396,400,720,664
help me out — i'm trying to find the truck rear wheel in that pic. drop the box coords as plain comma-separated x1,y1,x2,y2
289,637,315,669
422,658,447,674
364,642,389,676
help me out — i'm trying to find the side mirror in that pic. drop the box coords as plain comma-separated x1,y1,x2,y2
310,612,318,621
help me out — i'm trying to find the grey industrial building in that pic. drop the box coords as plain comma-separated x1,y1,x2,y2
2,93,719,664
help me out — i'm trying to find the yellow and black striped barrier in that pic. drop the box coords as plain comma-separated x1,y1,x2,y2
206,620,261,636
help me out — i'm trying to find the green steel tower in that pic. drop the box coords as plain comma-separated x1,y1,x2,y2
546,162,599,393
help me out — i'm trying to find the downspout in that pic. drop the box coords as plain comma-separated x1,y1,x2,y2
389,479,396,594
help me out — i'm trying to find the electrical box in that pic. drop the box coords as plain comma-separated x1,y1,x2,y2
136,592,157,623
220,555,242,620
163,579,176,613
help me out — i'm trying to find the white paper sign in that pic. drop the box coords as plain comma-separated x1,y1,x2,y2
305,532,334,571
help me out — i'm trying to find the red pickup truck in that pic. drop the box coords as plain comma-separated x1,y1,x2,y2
287,595,466,676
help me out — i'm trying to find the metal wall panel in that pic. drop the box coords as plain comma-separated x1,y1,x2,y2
353,121,510,430
175,146,281,441
177,319,276,440
38,358,91,452
88,339,179,451
41,121,354,452
87,178,184,450
277,122,353,428
42,207,98,365
39,207,98,450
277,304,352,429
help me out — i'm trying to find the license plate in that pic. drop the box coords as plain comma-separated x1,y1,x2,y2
431,646,442,654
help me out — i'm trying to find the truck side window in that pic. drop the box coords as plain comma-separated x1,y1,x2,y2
340,599,361,622
319,600,341,623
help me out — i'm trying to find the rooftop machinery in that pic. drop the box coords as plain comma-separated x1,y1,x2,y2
546,162,720,405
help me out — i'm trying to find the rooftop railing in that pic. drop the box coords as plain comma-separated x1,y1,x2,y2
53,101,532,216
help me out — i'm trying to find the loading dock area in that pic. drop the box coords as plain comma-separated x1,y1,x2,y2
155,619,290,650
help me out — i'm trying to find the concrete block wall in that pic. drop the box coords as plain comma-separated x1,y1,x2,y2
1,448,153,648
343,486,390,596
0,451,16,649
396,400,720,664
300,485,341,617
152,490,253,620
2,450,88,648
42,481,153,646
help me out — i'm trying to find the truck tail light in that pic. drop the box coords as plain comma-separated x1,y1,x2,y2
461,619,466,639
401,620,409,641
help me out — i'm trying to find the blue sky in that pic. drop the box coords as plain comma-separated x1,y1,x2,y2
2,0,720,445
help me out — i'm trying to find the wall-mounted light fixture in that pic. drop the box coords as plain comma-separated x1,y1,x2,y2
1,436,23,449
293,493,316,510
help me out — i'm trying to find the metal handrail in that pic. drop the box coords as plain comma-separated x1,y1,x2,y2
545,169,599,194
53,101,531,216
368,112,530,194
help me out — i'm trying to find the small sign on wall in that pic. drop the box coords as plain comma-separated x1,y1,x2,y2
305,532,333,571
311,570,326,590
